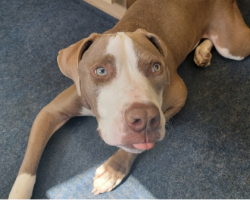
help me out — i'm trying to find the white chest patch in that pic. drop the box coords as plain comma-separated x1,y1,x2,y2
96,32,165,148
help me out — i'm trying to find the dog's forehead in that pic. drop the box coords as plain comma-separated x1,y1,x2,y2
81,34,110,67
80,32,135,69
106,32,164,66
81,32,162,71
106,32,135,55
106,32,138,74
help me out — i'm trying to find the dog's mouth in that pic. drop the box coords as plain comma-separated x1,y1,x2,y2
132,142,155,150
117,143,155,153
120,142,155,150
117,142,155,153
98,125,163,152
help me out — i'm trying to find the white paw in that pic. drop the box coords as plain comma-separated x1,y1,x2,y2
92,162,127,195
194,46,212,67
9,174,36,199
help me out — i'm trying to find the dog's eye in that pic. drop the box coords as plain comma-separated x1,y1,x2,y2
95,67,107,76
152,63,161,72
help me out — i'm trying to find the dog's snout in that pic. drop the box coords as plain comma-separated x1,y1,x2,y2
125,103,160,133
125,107,147,132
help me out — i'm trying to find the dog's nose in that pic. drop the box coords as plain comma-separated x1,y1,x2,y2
125,103,160,133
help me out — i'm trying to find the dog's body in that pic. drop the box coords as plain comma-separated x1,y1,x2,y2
9,0,250,198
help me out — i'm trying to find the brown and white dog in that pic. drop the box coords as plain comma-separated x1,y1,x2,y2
9,0,250,198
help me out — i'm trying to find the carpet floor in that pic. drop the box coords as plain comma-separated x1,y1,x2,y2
0,0,250,198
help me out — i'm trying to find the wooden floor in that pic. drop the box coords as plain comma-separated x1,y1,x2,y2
84,0,136,19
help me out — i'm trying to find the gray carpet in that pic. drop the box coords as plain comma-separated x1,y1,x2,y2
0,0,250,198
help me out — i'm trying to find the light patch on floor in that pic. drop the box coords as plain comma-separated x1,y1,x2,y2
46,165,156,199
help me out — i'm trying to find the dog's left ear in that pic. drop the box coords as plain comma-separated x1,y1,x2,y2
136,29,170,84
57,33,100,96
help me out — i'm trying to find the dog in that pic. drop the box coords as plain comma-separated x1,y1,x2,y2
9,0,250,198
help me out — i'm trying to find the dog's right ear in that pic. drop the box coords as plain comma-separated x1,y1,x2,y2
57,33,100,96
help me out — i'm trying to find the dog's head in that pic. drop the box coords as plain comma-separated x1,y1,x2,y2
58,29,170,153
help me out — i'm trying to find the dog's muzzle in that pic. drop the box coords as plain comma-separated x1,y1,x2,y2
125,102,160,133
123,102,161,150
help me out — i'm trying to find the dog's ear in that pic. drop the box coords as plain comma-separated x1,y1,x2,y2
57,33,100,96
136,29,170,84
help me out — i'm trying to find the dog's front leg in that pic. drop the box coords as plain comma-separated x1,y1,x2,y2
92,149,138,195
9,85,89,199
163,76,188,121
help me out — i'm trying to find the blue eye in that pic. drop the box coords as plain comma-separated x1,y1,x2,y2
152,63,161,72
95,67,107,76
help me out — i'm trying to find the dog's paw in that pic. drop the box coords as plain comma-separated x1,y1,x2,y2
92,151,135,195
194,46,212,67
92,164,124,195
9,174,36,199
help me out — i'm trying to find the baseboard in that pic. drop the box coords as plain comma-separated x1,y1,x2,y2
84,0,126,19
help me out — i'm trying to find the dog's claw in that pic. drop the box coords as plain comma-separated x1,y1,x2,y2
107,187,113,192
92,187,101,195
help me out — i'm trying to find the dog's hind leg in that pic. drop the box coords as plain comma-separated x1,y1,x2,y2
209,2,250,61
9,85,91,199
194,39,214,67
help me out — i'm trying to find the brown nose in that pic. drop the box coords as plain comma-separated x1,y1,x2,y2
125,103,160,133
